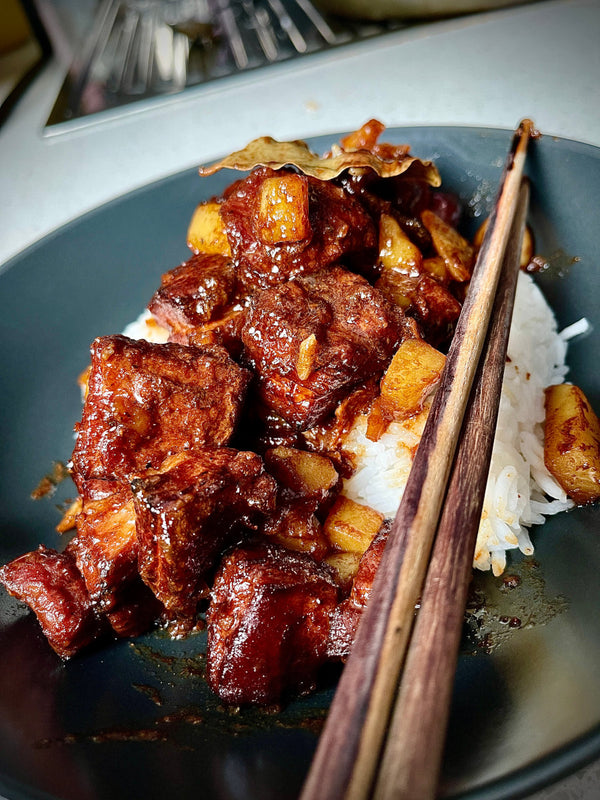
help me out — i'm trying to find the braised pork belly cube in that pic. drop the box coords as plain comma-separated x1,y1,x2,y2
241,266,411,428
0,546,102,659
71,525,162,638
71,335,250,490
376,271,462,349
411,274,462,347
220,167,377,291
70,481,164,638
131,450,277,626
186,308,247,359
207,541,339,705
147,253,236,343
104,577,164,639
70,482,138,613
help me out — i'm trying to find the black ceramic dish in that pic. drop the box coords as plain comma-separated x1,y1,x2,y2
1,127,599,800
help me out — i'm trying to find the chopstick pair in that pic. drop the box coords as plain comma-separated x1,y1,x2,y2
374,171,530,800
301,119,535,800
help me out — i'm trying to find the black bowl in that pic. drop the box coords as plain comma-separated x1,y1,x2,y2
1,126,599,800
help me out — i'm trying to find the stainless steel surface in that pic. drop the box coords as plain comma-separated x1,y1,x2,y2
46,0,406,126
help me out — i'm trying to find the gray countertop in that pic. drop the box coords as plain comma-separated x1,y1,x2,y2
0,0,599,797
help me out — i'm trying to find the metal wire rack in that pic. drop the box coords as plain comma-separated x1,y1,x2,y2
46,0,406,126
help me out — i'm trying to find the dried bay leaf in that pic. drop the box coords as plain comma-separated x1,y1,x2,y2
199,135,441,186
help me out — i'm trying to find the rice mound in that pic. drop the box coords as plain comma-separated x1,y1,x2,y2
341,272,580,576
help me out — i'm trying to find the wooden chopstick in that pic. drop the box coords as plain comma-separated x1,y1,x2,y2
374,178,530,800
300,119,535,800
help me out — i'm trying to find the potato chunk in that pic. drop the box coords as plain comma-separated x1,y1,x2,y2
474,216,534,269
375,271,418,310
421,256,448,282
323,551,362,591
265,446,339,501
544,383,600,504
187,201,231,256
323,496,384,554
366,338,445,441
380,338,446,418
257,174,311,244
378,213,423,276
421,209,474,282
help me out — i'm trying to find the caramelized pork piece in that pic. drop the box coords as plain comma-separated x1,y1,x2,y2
71,335,250,490
220,167,377,291
72,492,163,638
131,450,277,626
147,253,237,343
376,271,462,348
327,523,389,660
104,577,164,638
411,274,462,346
70,482,138,612
0,546,101,658
185,308,247,358
242,266,412,428
207,541,340,705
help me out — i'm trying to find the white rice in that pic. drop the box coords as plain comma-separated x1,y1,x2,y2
341,272,586,576
122,309,170,343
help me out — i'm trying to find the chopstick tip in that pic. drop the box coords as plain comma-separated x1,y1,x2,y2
518,118,541,140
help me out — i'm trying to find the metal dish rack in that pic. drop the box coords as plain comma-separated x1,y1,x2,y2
47,0,406,127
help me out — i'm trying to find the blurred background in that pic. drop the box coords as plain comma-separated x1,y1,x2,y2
1,0,533,128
